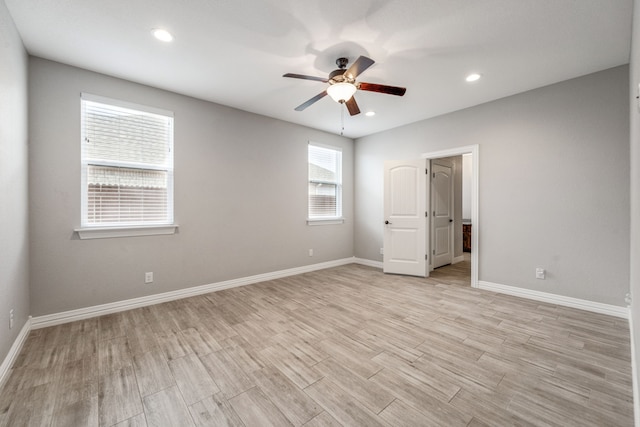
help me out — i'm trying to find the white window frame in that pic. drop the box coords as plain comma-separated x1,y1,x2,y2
307,142,344,225
76,93,177,239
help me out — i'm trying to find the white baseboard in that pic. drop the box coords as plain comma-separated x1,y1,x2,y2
353,258,383,269
629,309,640,427
0,317,31,390
452,255,465,265
32,257,356,329
478,280,629,319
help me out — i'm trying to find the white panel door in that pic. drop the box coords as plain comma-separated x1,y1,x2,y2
383,159,427,277
432,162,453,268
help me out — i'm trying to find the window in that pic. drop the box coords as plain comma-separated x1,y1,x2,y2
308,143,342,221
80,94,174,228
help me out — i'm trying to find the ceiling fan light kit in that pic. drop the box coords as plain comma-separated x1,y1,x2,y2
327,82,357,103
283,56,406,116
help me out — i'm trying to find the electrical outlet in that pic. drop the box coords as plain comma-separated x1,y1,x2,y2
308,249,314,257
9,309,14,329
535,268,545,280
145,272,153,284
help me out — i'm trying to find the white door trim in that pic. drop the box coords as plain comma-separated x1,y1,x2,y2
421,145,479,288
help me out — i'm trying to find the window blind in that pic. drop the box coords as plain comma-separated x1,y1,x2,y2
81,95,174,226
308,143,342,218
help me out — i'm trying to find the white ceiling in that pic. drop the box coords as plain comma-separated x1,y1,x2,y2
5,0,633,138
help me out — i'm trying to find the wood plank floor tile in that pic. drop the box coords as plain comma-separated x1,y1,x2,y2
155,330,193,361
303,377,388,427
143,385,194,427
372,351,461,402
200,349,254,399
126,323,159,356
169,353,220,405
188,392,245,427
51,396,99,427
378,398,439,427
132,350,175,397
369,367,472,426
99,313,129,341
313,338,382,379
98,366,143,426
315,357,394,414
99,337,132,376
301,411,342,427
252,367,322,425
258,344,323,389
112,412,147,426
221,336,267,374
228,386,293,426
304,411,342,427
181,327,222,357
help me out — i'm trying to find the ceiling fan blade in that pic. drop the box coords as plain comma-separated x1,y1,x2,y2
358,82,407,96
344,56,375,79
345,97,360,116
294,91,328,111
283,73,328,83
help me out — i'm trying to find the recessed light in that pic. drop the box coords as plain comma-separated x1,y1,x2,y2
152,29,173,42
465,73,481,82
365,111,376,117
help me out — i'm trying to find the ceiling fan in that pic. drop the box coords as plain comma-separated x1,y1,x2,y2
283,56,406,116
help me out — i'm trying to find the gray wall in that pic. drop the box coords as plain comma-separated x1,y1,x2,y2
355,66,630,306
0,0,30,364
28,57,354,316
629,0,640,414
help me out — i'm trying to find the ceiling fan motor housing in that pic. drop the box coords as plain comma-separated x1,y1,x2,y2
329,57,353,84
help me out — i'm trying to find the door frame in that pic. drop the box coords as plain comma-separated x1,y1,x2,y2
421,144,479,288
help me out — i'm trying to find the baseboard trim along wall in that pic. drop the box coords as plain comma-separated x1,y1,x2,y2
478,280,629,319
354,258,383,269
31,257,359,329
0,317,32,390
628,309,640,427
452,255,465,264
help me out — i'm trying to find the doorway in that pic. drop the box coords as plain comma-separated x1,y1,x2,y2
423,145,478,287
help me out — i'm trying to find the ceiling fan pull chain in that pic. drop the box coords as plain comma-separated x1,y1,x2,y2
340,104,345,136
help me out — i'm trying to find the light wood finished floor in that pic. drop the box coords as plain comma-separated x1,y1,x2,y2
0,260,633,426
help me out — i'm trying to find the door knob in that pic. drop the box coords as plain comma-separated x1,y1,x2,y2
449,219,453,222
385,220,392,225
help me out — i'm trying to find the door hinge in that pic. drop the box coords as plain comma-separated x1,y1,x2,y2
433,172,435,178
433,249,435,255
425,168,428,174
425,254,428,260
433,210,436,216
425,211,428,217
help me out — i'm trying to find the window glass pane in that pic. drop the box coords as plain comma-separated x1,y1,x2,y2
309,145,338,182
81,95,173,227
308,183,337,217
308,144,341,219
84,100,171,167
86,166,169,224
87,185,168,224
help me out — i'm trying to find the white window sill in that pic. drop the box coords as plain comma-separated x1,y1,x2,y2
306,218,344,226
75,224,178,240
